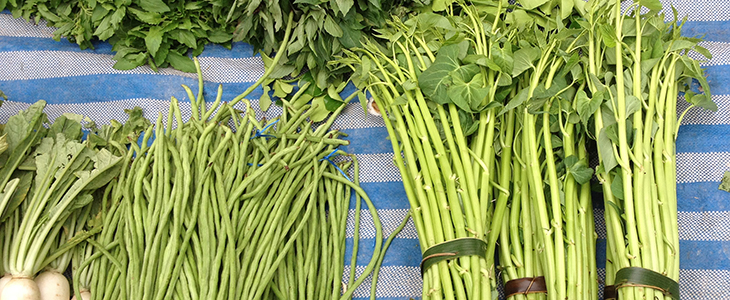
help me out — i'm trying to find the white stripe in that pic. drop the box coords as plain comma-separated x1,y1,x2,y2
0,14,55,38
0,50,264,83
680,269,730,300
693,41,730,67
596,209,730,242
346,208,418,240
350,153,403,183
341,265,422,298
676,152,730,183
678,211,730,241
677,94,730,126
330,102,386,131
621,0,730,22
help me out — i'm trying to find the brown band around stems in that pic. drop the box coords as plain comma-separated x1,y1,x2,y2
504,276,548,298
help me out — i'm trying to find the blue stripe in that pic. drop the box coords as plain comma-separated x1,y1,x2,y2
345,238,422,267
0,36,113,53
341,127,394,155
676,125,730,154
682,21,730,43
0,35,260,59
356,182,409,210
678,181,730,212
705,65,730,95
0,75,263,104
595,240,730,273
591,183,728,213
679,240,730,270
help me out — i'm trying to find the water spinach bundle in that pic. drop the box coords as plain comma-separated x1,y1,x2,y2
574,1,715,299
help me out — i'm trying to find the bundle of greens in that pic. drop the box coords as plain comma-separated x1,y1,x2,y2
2,0,237,72
0,102,128,300
574,0,715,299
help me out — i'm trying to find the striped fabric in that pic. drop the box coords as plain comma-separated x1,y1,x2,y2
0,0,728,298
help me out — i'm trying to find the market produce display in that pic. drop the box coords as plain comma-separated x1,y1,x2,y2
1,0,730,299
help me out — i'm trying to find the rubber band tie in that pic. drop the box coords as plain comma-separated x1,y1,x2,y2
251,119,279,139
320,149,352,181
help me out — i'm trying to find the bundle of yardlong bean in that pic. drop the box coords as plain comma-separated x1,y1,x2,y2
72,59,386,300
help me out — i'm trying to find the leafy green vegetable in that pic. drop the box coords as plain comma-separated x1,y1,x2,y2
720,171,730,193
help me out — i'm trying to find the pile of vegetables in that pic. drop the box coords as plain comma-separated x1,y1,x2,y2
0,0,719,299
335,0,714,299
0,56,401,299
0,0,423,85
0,100,142,300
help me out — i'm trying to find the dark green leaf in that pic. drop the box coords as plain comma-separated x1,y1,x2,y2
166,51,196,73
499,87,529,116
610,173,624,200
448,73,489,112
323,16,343,38
138,0,170,13
564,155,594,185
145,26,164,57
598,127,618,172
576,90,602,124
419,44,461,104
128,7,162,24
512,47,540,77
207,30,231,43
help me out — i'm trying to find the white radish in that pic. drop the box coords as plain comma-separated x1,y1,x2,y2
70,289,91,300
33,270,69,300
0,276,40,300
0,274,12,296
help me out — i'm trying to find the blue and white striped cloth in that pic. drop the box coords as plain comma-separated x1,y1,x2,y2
1,1,729,299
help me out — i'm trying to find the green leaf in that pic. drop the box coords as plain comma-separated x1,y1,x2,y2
172,30,197,48
260,86,272,111
138,0,170,13
610,173,624,200
207,30,231,43
128,7,161,24
310,97,331,122
166,51,196,73
598,127,618,172
447,73,489,112
576,90,602,124
339,22,362,48
511,47,540,77
432,0,454,11
499,87,529,116
519,0,551,10
625,95,641,118
323,16,343,38
492,43,514,76
336,0,354,16
419,44,461,104
600,23,617,48
564,155,594,185
145,26,164,57
640,0,663,11
694,45,713,60
690,93,717,112
273,80,294,98
719,171,730,193
669,40,696,52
